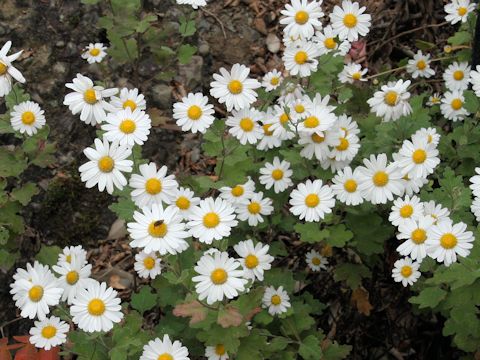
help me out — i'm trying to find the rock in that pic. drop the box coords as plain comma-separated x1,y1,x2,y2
53,62,67,76
177,55,204,90
151,84,172,110
198,42,210,55
266,33,281,54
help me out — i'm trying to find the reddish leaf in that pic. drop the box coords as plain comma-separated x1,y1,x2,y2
351,287,373,316
217,306,243,328
172,300,207,325
0,346,12,360
38,347,59,360
11,337,29,345
12,336,38,360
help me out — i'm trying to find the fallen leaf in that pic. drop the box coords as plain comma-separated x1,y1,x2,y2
107,218,127,240
38,347,60,360
173,300,207,325
351,287,373,316
217,306,243,328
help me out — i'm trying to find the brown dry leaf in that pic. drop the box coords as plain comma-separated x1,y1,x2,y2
254,18,267,35
321,244,333,257
148,107,169,127
107,218,127,240
217,306,243,328
351,287,373,316
95,267,133,290
173,300,207,325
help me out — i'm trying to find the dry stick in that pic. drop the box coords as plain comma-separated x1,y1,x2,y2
200,8,227,39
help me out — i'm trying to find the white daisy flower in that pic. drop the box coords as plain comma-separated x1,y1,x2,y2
426,93,442,106
234,239,274,281
470,167,480,197
389,195,424,227
396,138,440,178
400,173,428,197
101,107,151,146
262,70,283,92
176,0,206,9
278,82,304,104
259,157,294,193
298,129,340,161
313,25,351,56
262,286,291,316
167,186,201,220
29,316,69,350
173,92,215,134
287,96,309,122
192,251,247,305
226,107,263,145
58,245,87,267
236,192,274,226
129,163,179,208
79,138,133,194
210,64,261,112
219,177,256,205
10,101,46,136
283,40,320,78
470,65,480,97
397,216,435,261
205,344,229,360
256,122,283,151
282,33,304,47
411,127,440,146
10,262,63,320
128,203,189,255
329,0,372,42
266,104,295,140
336,114,360,137
443,62,471,91
338,63,368,84
356,153,404,204
444,0,475,24
470,197,480,221
63,73,118,126
331,166,364,206
289,179,335,222
423,200,451,225
407,51,435,79
426,220,474,266
297,94,337,135
0,41,25,97
110,87,146,112
70,281,123,332
440,90,470,121
329,133,360,162
187,197,238,244
140,334,190,360
134,251,162,279
319,155,352,173
392,257,421,287
367,80,412,122
280,0,324,39
52,258,95,305
305,250,328,271
81,43,107,64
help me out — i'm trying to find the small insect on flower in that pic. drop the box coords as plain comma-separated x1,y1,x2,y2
110,87,147,112
134,251,162,279
259,157,294,194
140,334,190,360
205,344,229,360
305,250,328,271
234,239,274,281
0,41,25,97
289,179,336,222
192,251,247,305
81,43,108,64
29,316,69,350
10,101,46,136
262,286,291,316
392,257,421,287
173,92,215,134
280,0,324,40
444,0,475,25
329,0,372,42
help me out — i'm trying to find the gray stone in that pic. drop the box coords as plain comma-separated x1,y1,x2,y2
151,84,172,109
177,55,204,90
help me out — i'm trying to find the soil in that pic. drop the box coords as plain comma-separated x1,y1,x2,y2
0,0,463,358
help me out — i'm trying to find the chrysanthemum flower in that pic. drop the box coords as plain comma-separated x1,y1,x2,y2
134,251,162,279
167,186,201,220
329,0,371,42
331,166,364,206
173,92,215,134
470,197,480,222
297,94,337,135
338,63,368,84
396,138,440,178
81,43,107,64
101,107,151,146
226,107,263,145
259,157,294,193
262,286,291,315
329,133,360,161
470,65,480,97
110,87,146,112
389,195,424,227
283,40,320,77
443,62,471,91
0,41,25,97
278,83,304,104
298,128,340,161
411,127,440,146
266,103,296,140
256,121,283,151
444,0,475,24
262,70,283,92
52,257,95,304
176,0,207,9
280,0,324,39
392,257,421,287
422,200,451,225
407,51,435,79
397,216,435,261
367,80,412,122
235,192,274,226
289,179,335,222
305,250,328,271
287,96,310,122
29,316,69,350
58,245,87,267
426,93,442,107
440,90,470,121
140,334,190,360
10,101,46,136
234,239,274,281
205,344,229,360
313,25,351,56
219,177,256,205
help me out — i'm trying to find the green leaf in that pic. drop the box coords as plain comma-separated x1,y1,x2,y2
136,14,157,33
130,286,157,314
0,249,19,270
178,44,197,65
294,222,330,244
5,84,30,109
68,331,109,360
299,335,322,360
35,245,62,266
0,147,28,177
179,15,196,37
81,0,100,4
326,224,353,247
109,196,136,222
10,183,39,205
409,287,447,309
448,31,471,46
322,342,352,360
334,263,371,289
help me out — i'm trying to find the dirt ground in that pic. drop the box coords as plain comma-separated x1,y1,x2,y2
0,0,462,358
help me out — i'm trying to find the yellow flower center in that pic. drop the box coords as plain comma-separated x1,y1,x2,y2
279,113,289,124
336,137,349,151
295,10,309,24
231,185,244,197
66,270,79,285
311,133,324,143
245,254,259,269
324,38,337,49
384,91,398,106
28,285,44,302
248,202,261,214
41,325,57,339
228,80,243,94
210,268,228,284
157,354,173,360
203,212,220,228
89,48,100,56
119,119,136,134
176,196,191,210
270,77,280,86
411,228,427,244
453,70,464,81
305,194,320,208
451,98,463,110
373,171,389,187
352,72,362,80
148,221,168,238
66,255,72,263
294,104,305,113
416,60,427,70
88,298,106,316
84,89,98,104
98,156,114,173
399,204,414,218
21,111,36,125
344,179,357,193
0,62,7,75
271,294,282,305
123,99,137,110
294,51,308,65
304,116,319,128
412,149,427,164
401,265,412,278
215,344,226,356
187,105,203,120
311,257,321,266
262,124,273,136
239,117,254,132
145,178,162,195
143,256,156,270
458,6,468,16
440,233,458,249
343,13,358,28
272,169,284,180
